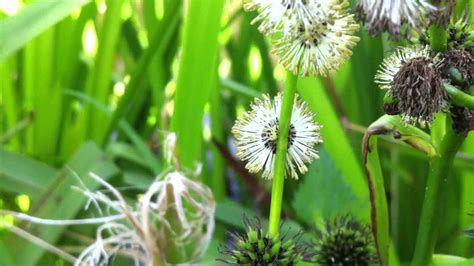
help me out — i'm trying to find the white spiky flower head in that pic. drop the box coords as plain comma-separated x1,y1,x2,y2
274,0,360,76
375,46,446,127
356,0,436,39
244,0,360,77
243,0,329,36
232,93,322,180
243,0,287,35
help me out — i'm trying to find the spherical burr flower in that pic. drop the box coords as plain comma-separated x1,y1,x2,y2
243,0,332,36
232,93,322,180
243,0,287,35
356,0,436,39
273,0,360,76
375,46,446,127
218,215,309,264
312,216,377,265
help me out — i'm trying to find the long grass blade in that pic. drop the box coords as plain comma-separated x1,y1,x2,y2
105,6,181,143
84,0,123,144
170,0,225,169
0,0,91,62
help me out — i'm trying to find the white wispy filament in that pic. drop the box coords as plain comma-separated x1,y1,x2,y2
1,171,215,266
232,94,322,179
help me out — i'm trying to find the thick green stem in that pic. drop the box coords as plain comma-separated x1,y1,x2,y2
428,24,447,53
444,83,474,109
412,13,466,264
268,72,297,238
412,126,465,265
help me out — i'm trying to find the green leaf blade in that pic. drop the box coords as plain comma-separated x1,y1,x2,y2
171,0,225,169
0,0,91,62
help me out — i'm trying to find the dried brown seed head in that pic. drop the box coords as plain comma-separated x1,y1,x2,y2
391,57,446,126
443,49,474,87
450,106,474,135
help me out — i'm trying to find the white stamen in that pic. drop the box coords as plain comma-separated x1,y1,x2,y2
232,94,322,179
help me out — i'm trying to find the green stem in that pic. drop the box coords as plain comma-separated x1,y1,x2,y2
104,11,180,144
0,57,20,150
412,126,465,265
209,64,225,200
33,28,57,162
268,72,297,238
444,83,474,109
412,16,464,264
0,113,34,144
428,24,447,53
85,0,123,144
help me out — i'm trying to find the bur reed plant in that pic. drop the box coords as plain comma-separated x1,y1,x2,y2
0,0,473,265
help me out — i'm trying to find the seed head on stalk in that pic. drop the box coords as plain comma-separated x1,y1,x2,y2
375,46,446,127
232,93,322,179
218,215,310,265
244,0,360,77
312,216,377,265
356,0,436,39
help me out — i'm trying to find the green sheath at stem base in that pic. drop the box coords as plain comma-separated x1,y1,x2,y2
268,72,298,238
412,21,464,265
412,127,465,265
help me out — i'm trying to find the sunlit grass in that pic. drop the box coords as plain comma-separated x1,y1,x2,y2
248,45,262,81
82,20,97,57
14,195,29,212
0,0,22,16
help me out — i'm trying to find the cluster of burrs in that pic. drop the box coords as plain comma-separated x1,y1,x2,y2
219,215,377,265
375,17,473,131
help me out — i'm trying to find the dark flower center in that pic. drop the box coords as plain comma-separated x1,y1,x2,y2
261,119,297,154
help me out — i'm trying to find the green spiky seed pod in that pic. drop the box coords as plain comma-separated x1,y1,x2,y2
219,216,308,265
312,216,377,266
448,17,473,50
